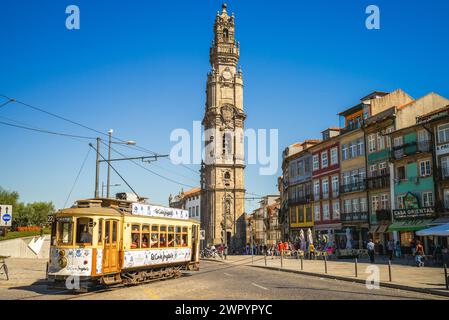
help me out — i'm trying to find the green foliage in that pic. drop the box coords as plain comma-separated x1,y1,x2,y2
0,228,51,241
0,187,55,228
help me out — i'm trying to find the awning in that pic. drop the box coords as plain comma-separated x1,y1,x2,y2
416,223,449,237
388,219,433,232
427,217,449,227
376,225,389,233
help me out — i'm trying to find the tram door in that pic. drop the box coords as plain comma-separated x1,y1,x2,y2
103,219,119,274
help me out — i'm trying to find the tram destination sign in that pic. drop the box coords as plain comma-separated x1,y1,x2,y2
393,207,435,220
132,203,189,220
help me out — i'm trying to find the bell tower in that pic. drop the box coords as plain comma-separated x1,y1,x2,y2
201,3,246,250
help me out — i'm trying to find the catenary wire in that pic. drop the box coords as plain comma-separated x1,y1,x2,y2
63,148,92,208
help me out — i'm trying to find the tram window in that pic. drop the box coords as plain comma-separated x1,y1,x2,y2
131,224,141,249
98,219,103,244
160,225,167,247
142,225,150,248
57,221,73,245
76,218,93,245
112,221,117,243
182,227,188,247
168,226,175,247
150,225,159,248
105,221,110,243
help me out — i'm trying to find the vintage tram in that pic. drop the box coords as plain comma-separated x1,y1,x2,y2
46,197,200,291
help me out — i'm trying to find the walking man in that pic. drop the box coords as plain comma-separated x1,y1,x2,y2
367,239,375,263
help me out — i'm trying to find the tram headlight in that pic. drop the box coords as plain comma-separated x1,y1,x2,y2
59,250,66,257
58,256,67,268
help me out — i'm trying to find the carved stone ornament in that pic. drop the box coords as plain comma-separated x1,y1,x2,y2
221,104,234,127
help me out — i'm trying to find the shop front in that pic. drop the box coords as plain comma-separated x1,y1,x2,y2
336,224,368,249
314,223,342,249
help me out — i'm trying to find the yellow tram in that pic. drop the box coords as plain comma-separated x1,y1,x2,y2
46,197,200,290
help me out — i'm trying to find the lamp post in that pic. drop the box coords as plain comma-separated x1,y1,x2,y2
107,129,136,198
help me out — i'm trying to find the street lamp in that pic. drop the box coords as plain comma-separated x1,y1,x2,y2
107,129,136,198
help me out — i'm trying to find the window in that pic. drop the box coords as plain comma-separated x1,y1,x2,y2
57,219,73,245
322,203,330,220
349,142,357,158
357,139,364,156
314,180,320,198
98,219,103,244
442,156,449,178
438,123,449,144
141,225,150,248
332,176,339,197
322,178,329,197
344,200,352,214
290,207,297,224
168,226,175,247
222,132,232,156
397,195,405,209
321,151,328,168
397,166,406,180
360,198,368,212
419,160,431,177
369,164,377,177
160,225,167,247
379,162,387,175
377,132,385,150
76,218,93,245
342,144,348,161
151,225,159,248
297,160,304,176
196,205,199,217
385,126,394,149
306,206,312,222
381,194,389,209
182,227,188,246
422,192,434,207
314,205,321,221
418,130,430,142
342,172,350,186
298,206,304,222
131,224,141,249
372,195,380,210
368,134,376,153
352,198,359,213
332,201,340,219
331,147,338,165
305,157,311,173
394,136,403,147
444,189,449,209
313,155,319,170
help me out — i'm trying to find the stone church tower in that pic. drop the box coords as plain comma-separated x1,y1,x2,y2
200,4,246,250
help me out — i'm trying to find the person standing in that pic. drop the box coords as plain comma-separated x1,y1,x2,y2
394,241,402,258
415,240,425,267
308,242,315,260
367,239,375,263
387,239,394,260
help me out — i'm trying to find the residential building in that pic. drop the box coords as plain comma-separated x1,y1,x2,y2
248,195,279,246
169,187,201,221
310,128,341,243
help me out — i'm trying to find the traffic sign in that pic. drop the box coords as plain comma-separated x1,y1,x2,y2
0,205,13,227
200,229,205,240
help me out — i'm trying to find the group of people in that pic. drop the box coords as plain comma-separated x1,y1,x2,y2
366,238,427,267
244,240,333,260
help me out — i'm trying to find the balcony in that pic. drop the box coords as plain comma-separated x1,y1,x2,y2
366,174,390,189
288,195,313,205
375,209,391,222
340,180,366,194
392,140,432,160
341,212,369,223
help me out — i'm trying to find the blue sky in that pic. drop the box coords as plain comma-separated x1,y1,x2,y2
1,0,449,213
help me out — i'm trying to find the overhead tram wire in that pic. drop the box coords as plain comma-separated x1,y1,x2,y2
88,142,140,199
63,148,92,208
1,94,200,176
103,141,197,189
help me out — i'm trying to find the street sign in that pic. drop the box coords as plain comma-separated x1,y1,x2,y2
200,229,205,240
0,205,13,227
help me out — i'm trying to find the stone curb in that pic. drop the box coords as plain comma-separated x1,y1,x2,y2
249,265,449,299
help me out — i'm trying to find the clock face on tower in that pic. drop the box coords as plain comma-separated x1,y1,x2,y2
222,70,232,80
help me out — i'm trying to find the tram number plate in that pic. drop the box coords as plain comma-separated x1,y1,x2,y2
47,215,55,223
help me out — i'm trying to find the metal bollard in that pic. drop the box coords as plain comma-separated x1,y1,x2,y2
264,253,267,266
388,260,392,282
444,264,448,290
300,256,304,271
355,258,358,278
280,250,283,268
324,255,328,274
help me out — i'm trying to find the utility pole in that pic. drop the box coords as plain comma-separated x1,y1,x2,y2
107,129,113,198
95,137,100,198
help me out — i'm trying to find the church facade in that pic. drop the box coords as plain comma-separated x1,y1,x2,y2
200,4,246,250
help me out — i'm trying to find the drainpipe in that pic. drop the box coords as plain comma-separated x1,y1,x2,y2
422,123,440,215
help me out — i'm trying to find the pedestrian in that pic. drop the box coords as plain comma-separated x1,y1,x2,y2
367,239,375,263
415,240,425,267
387,239,394,260
394,241,402,258
308,242,315,260
246,243,250,255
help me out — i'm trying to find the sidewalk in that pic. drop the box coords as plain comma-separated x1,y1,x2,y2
203,255,449,298
0,258,47,287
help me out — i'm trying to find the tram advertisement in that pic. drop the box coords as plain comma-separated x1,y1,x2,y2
48,248,92,276
123,248,191,268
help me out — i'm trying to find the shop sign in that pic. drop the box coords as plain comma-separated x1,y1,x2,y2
404,192,419,209
436,143,449,156
393,207,435,220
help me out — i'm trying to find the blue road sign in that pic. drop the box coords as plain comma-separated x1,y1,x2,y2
2,213,11,222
